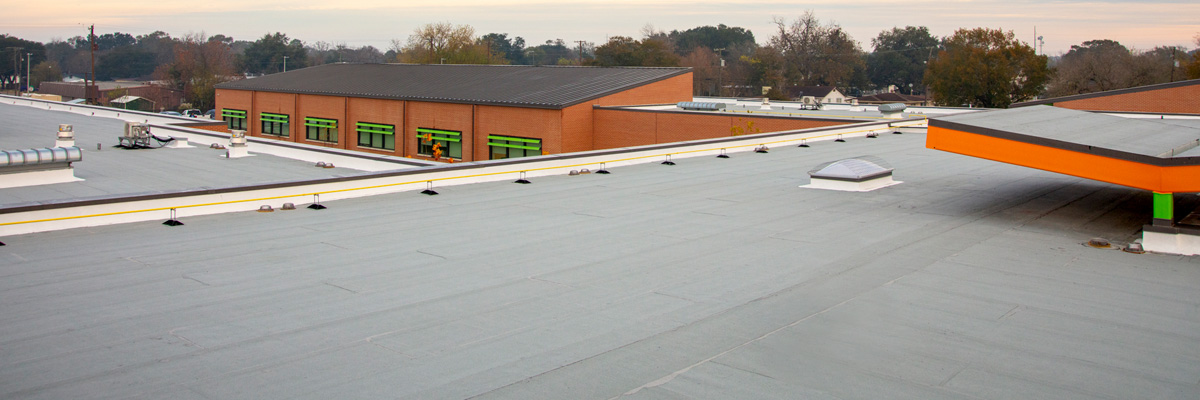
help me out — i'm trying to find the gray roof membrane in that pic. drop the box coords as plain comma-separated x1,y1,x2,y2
933,106,1200,160
215,63,692,109
808,155,894,181
2,128,1198,399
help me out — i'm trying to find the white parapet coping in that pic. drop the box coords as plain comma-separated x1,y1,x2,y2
1143,230,1200,256
0,100,927,236
0,168,82,189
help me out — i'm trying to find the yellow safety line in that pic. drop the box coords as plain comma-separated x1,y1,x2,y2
1,120,927,227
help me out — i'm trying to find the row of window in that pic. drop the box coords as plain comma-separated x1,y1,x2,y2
221,109,542,159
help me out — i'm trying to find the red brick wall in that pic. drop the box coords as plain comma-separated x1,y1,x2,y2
347,97,405,156
296,94,348,149
594,108,850,150
561,103,595,153
252,92,298,141
1055,83,1200,114
407,102,474,161
595,73,693,106
215,89,253,117
474,105,561,159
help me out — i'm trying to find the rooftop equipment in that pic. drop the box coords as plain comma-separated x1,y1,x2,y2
676,102,727,111
879,103,907,119
0,146,84,188
117,121,177,149
803,155,900,192
56,124,75,147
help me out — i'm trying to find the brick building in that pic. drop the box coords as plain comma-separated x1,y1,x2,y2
214,64,697,162
1013,78,1200,115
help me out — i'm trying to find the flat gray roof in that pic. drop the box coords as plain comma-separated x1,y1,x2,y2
0,103,386,206
933,105,1200,164
2,126,1197,399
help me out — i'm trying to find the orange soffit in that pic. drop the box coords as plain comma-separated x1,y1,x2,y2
927,122,1200,193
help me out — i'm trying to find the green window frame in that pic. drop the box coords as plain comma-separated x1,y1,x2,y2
261,112,289,136
222,109,246,130
488,135,542,160
305,117,338,143
357,122,395,151
416,128,461,159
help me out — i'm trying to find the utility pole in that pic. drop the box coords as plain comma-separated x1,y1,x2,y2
714,48,725,97
26,52,31,93
575,41,586,65
88,24,97,104
283,55,288,72
10,49,17,95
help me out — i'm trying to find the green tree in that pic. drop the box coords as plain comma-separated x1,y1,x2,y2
525,39,577,66
96,47,157,79
480,33,526,64
866,26,938,94
668,24,756,56
29,60,62,90
590,36,680,67
241,32,306,74
0,35,46,91
924,28,1049,108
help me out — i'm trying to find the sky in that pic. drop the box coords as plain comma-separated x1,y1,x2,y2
7,0,1200,55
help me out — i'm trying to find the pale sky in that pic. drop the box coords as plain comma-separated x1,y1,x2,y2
7,0,1200,55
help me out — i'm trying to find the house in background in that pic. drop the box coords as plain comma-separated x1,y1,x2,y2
785,86,848,106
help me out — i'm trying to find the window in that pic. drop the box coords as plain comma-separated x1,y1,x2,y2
261,113,289,136
488,135,542,160
416,128,461,159
305,117,338,143
357,122,395,150
222,109,246,130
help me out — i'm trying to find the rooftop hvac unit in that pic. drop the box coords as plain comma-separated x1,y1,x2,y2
119,121,152,148
676,102,727,111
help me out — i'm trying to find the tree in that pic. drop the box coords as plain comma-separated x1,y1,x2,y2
398,23,498,64
769,11,864,87
924,28,1049,108
525,39,577,65
153,33,237,110
241,32,306,74
29,60,62,90
1188,35,1200,79
480,33,526,64
96,47,156,80
866,26,938,94
0,35,46,91
590,36,680,67
668,24,756,56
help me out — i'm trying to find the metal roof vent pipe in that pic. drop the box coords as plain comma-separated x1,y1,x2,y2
55,124,75,147
879,103,906,119
226,130,250,158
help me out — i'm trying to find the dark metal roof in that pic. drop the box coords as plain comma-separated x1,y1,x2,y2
214,63,692,109
1012,78,1200,108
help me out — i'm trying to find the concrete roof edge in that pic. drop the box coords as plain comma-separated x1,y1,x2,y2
1013,78,1200,107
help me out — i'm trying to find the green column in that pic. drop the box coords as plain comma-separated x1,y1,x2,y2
1153,192,1174,223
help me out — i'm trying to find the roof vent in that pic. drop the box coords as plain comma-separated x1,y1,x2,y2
803,155,900,192
879,103,906,119
676,102,726,111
